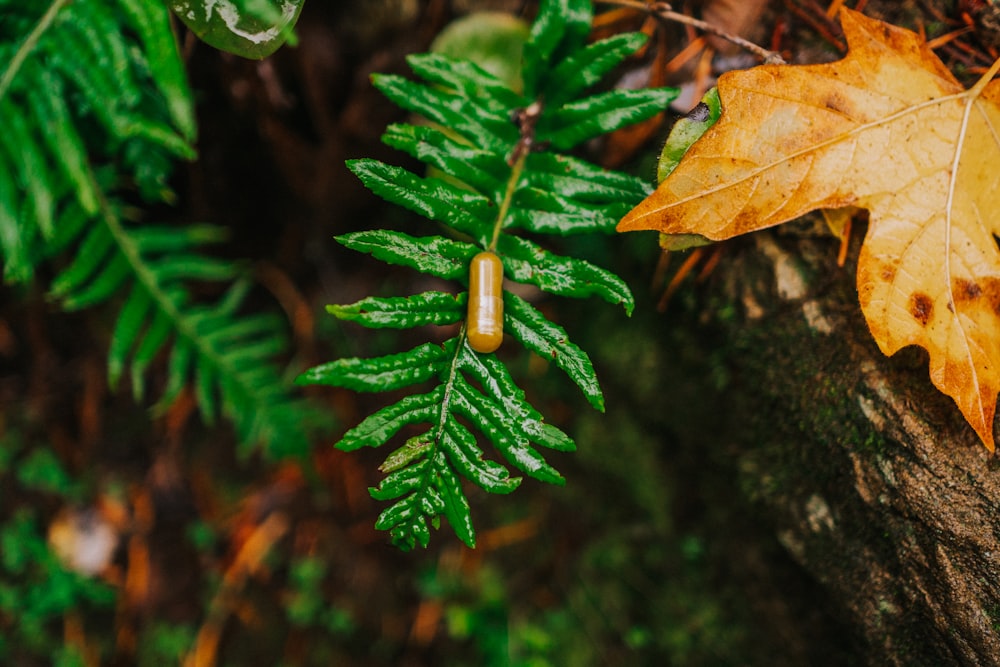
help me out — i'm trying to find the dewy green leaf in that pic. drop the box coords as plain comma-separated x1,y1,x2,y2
507,187,628,234
372,73,516,152
336,388,445,452
346,159,494,238
543,32,649,107
336,230,478,280
327,292,466,329
369,458,432,501
522,0,593,99
295,342,450,392
440,419,521,494
457,343,575,453
497,235,635,314
168,0,303,59
540,88,680,150
525,152,652,203
433,451,476,547
407,52,527,113
382,124,507,196
380,436,434,474
451,380,564,486
504,293,604,411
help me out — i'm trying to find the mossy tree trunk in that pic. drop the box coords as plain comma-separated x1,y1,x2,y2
654,225,1000,665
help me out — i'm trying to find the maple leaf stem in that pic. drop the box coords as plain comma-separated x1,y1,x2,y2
970,57,1000,97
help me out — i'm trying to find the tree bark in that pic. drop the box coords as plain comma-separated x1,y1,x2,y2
671,226,1000,665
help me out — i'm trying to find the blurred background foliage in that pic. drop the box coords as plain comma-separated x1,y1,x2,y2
0,0,931,663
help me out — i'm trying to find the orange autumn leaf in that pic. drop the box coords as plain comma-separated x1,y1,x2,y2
618,8,1000,450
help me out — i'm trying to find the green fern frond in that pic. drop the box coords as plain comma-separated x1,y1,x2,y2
0,0,325,458
298,0,678,549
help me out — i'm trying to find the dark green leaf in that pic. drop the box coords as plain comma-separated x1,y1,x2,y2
116,0,196,138
369,458,432,501
337,230,478,280
130,309,173,400
337,387,445,451
508,186,627,234
374,494,421,532
381,124,506,197
524,152,651,204
132,225,228,252
452,379,564,485
543,32,648,107
504,292,603,411
433,451,475,547
108,284,152,388
60,253,131,309
50,227,114,297
541,88,679,150
406,53,527,115
27,73,98,215
0,148,32,283
346,159,493,239
327,291,466,329
296,342,451,392
522,0,592,98
0,101,55,237
154,255,241,282
194,357,218,424
440,418,521,494
497,235,634,314
380,436,434,473
372,74,516,152
458,342,575,452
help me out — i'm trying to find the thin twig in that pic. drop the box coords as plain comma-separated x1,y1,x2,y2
600,0,786,64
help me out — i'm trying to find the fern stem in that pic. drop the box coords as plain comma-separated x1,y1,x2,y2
84,163,268,431
489,149,527,252
0,0,70,103
434,331,466,443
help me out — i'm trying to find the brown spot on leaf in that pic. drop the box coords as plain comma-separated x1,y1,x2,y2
953,278,982,302
978,276,1000,316
908,292,933,326
823,91,852,117
880,263,897,283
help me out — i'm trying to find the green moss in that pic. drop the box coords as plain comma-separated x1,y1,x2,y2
984,604,1000,632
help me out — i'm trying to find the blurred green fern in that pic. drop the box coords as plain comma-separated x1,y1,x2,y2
297,0,678,550
0,0,321,457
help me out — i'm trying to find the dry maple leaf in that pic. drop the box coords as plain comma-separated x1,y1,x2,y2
618,8,1000,450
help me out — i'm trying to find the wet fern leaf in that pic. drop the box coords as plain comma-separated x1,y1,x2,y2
297,0,678,549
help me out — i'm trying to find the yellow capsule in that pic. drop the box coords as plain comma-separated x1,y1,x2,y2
467,251,504,353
